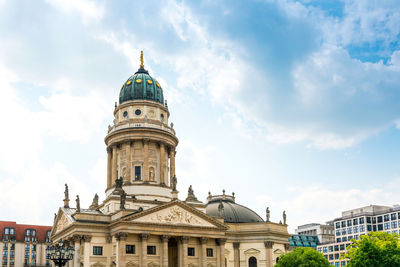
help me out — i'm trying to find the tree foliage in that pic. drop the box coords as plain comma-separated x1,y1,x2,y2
345,232,400,267
275,247,330,267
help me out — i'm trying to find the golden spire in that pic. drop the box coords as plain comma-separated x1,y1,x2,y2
140,50,144,68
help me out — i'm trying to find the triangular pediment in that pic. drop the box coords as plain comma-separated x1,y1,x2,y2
51,208,74,236
123,201,226,229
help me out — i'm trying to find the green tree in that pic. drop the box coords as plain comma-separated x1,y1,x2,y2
345,232,400,267
275,247,330,267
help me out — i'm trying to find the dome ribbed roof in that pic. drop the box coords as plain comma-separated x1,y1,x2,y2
205,198,264,223
119,52,164,105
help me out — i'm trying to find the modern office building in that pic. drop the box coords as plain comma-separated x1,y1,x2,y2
317,204,400,266
295,223,334,244
0,221,52,267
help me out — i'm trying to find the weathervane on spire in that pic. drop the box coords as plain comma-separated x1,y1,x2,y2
140,50,144,68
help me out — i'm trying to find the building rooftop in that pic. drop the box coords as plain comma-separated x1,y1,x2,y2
0,221,52,243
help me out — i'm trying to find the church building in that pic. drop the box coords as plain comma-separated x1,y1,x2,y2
51,52,290,267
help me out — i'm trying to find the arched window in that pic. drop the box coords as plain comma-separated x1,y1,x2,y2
249,256,257,267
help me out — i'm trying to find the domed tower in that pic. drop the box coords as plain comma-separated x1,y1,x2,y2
103,52,178,212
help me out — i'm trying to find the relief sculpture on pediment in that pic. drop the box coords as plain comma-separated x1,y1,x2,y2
55,213,69,233
153,207,202,225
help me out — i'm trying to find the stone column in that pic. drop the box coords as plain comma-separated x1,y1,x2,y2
143,139,149,181
82,235,92,267
233,242,240,267
107,147,112,188
200,238,208,267
264,241,274,267
161,235,169,267
160,143,166,185
112,145,118,185
218,239,227,267
125,141,131,182
140,233,149,267
181,236,189,267
73,235,81,267
169,149,175,187
116,232,128,267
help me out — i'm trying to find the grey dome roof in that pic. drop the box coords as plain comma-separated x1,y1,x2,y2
205,198,264,223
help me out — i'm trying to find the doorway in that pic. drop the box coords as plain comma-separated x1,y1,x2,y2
168,237,178,267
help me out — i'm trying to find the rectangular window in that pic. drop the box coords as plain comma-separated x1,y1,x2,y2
392,221,397,229
360,225,365,232
31,230,36,236
378,224,383,231
25,244,30,251
25,252,29,259
25,236,30,242
384,215,390,222
353,218,358,225
26,229,31,236
336,222,341,229
341,221,346,227
10,244,15,251
329,254,334,260
335,253,339,260
188,247,195,256
126,245,135,254
347,220,352,226
367,217,371,223
340,244,345,251
334,245,339,251
336,230,341,236
93,246,103,256
359,217,364,224
147,246,156,255
353,226,358,233
10,251,15,259
384,223,390,230
391,213,397,220
342,237,347,242
206,248,213,257
329,246,333,252
32,244,36,251
373,225,377,231
378,216,383,223
323,247,327,253
341,229,346,235
135,166,141,180
347,227,352,234
4,228,9,234
354,235,359,240
3,243,8,249
336,238,341,243
317,247,322,253
348,235,353,240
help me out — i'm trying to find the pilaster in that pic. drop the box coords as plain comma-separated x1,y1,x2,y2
264,241,274,267
161,235,170,267
143,139,149,182
140,233,149,267
233,242,240,267
181,236,189,267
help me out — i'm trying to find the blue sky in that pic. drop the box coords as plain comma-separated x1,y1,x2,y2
0,0,400,232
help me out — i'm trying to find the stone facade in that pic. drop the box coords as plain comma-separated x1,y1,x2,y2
51,54,290,267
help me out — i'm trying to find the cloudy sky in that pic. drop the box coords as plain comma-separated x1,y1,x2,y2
1,0,400,232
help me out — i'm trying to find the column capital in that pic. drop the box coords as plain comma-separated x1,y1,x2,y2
199,237,208,244
143,138,150,144
161,235,170,242
218,238,227,246
140,233,150,241
115,232,128,241
82,235,92,242
181,236,189,244
72,234,82,243
106,235,112,244
264,241,274,248
233,242,240,249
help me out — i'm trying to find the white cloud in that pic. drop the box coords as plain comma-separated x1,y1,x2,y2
45,0,104,25
256,180,400,232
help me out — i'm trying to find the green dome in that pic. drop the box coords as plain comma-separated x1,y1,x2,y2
119,67,164,105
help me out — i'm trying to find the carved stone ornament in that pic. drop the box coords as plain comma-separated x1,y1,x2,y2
135,206,211,227
82,235,92,242
185,185,200,202
140,233,149,241
89,193,99,210
126,262,139,267
233,242,240,249
218,238,227,246
200,237,208,244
